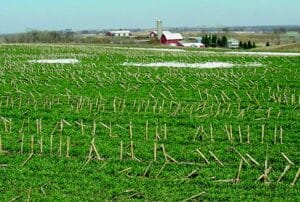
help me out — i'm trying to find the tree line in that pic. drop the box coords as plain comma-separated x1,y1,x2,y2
201,35,228,48
1,31,142,44
239,41,256,49
2,31,76,43
1,31,260,49
201,35,257,49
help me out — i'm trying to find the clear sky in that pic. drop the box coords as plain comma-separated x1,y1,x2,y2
0,0,299,34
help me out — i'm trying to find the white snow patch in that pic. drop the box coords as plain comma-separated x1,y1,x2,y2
112,47,186,52
122,62,263,69
28,59,79,64
111,47,300,56
111,46,300,56
226,51,300,56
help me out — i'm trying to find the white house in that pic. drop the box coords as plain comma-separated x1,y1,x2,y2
227,39,240,49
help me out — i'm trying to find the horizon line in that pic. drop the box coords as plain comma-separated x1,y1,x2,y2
1,24,300,35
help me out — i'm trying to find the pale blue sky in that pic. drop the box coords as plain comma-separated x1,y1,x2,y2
0,0,299,33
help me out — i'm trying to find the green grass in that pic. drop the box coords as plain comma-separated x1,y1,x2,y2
0,44,299,201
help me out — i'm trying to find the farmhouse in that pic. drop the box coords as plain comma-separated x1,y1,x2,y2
149,31,172,38
280,32,300,43
227,39,239,49
106,30,132,37
160,32,183,45
149,31,157,38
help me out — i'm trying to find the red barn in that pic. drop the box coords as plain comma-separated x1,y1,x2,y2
160,32,183,45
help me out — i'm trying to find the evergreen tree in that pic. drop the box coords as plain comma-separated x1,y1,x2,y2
203,35,210,47
217,38,222,47
252,42,256,48
221,36,228,48
266,42,270,47
207,35,212,47
247,41,253,49
243,42,248,49
211,35,217,47
239,41,243,48
201,35,208,47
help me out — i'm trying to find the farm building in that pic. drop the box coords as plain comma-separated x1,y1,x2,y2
178,42,205,48
160,32,183,45
188,37,203,43
280,32,300,43
149,31,157,38
106,30,132,37
227,39,239,48
150,20,183,46
149,31,172,38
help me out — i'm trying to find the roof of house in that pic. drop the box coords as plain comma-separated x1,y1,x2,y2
228,38,239,42
150,31,172,35
108,30,131,34
178,42,205,47
162,32,183,40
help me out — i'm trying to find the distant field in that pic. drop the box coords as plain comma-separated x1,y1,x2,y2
0,44,299,201
255,43,300,52
184,31,299,44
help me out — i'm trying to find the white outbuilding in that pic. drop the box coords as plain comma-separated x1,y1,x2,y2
106,30,132,37
178,42,205,48
227,39,240,49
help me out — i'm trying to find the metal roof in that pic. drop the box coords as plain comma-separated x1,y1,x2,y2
162,32,183,40
108,30,131,34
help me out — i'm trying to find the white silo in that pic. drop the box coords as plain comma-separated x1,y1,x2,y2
157,20,163,40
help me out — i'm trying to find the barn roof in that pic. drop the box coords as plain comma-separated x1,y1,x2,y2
162,32,183,40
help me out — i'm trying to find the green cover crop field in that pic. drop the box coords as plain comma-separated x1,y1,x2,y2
0,44,299,201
